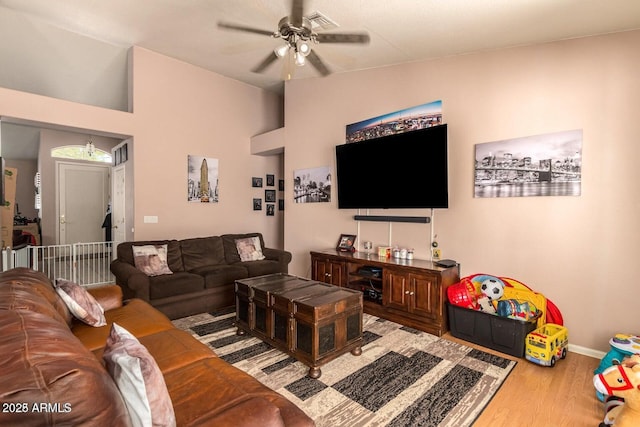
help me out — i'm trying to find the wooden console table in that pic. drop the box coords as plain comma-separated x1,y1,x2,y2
235,273,363,378
311,250,460,336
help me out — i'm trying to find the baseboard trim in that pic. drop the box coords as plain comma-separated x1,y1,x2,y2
569,344,605,360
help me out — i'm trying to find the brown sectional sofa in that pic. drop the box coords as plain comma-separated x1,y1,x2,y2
0,267,314,427
110,233,292,319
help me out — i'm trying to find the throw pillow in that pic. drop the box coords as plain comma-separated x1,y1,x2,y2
235,236,265,261
54,278,106,327
103,323,176,427
132,245,173,276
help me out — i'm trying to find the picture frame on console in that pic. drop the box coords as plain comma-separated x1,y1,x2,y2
336,234,357,252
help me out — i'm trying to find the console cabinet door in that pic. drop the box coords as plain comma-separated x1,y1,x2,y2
384,271,439,320
410,273,439,320
383,270,409,310
312,256,345,286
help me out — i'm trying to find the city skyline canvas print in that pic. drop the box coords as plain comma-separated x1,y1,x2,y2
474,129,582,198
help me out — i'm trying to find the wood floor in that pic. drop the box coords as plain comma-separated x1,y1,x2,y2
443,333,604,426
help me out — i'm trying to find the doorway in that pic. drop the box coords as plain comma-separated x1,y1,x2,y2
57,162,110,244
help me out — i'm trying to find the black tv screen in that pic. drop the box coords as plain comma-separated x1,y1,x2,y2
335,124,448,209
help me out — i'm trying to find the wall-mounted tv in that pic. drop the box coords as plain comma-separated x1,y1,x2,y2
335,124,448,209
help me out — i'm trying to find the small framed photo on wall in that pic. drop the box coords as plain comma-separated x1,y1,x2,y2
266,204,275,216
253,198,262,210
279,179,284,191
252,177,263,188
265,189,276,202
266,174,275,186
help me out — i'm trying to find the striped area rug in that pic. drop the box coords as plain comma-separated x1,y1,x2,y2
172,311,516,427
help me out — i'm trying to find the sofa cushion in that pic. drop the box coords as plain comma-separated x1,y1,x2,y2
55,278,107,327
149,272,205,300
73,299,175,352
164,357,309,427
239,260,284,277
180,236,226,270
117,240,184,272
0,267,73,327
188,264,249,289
103,323,176,427
94,328,217,374
221,233,266,264
0,310,131,426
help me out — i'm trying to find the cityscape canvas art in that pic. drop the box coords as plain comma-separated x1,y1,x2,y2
474,129,582,198
345,100,443,143
187,155,219,203
293,166,331,203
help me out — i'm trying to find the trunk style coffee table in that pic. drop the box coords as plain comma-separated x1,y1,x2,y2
235,273,363,378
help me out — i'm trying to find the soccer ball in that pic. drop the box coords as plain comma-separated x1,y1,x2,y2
480,278,504,301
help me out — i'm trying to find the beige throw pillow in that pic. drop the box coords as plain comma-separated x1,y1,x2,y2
54,278,106,327
235,236,265,261
103,323,176,427
132,245,173,276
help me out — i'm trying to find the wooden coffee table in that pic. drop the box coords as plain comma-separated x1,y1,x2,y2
235,273,363,378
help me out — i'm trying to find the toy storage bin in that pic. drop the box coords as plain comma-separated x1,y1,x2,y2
446,302,539,357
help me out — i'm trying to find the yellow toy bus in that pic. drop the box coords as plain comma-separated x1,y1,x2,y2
525,323,568,367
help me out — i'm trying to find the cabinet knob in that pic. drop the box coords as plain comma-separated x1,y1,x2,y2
405,290,410,295
325,273,331,277
409,291,415,296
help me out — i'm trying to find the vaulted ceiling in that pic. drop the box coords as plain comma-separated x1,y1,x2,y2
2,0,640,159
2,0,640,93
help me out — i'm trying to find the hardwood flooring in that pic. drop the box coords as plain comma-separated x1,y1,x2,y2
443,333,604,426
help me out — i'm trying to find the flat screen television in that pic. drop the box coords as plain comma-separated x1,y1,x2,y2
335,124,448,209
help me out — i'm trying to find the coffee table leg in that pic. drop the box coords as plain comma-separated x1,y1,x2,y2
351,346,362,356
308,366,322,379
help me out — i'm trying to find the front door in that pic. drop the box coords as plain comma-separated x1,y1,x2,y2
58,162,110,244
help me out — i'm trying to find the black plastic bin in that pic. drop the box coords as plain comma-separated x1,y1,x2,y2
447,302,539,357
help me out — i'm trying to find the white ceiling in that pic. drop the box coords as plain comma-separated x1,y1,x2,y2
2,0,640,93
2,0,640,160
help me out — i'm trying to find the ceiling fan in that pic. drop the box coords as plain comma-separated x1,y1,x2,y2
218,0,370,80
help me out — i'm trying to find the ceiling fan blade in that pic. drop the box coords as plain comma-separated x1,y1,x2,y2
251,52,279,73
290,0,306,27
217,22,275,37
316,32,370,44
306,50,331,76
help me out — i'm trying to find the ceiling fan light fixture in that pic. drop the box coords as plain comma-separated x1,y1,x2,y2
294,51,306,66
297,41,311,56
274,44,289,58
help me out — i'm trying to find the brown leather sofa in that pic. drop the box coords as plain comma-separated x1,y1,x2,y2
0,268,314,427
111,233,292,319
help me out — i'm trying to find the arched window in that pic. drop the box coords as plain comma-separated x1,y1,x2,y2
51,145,112,163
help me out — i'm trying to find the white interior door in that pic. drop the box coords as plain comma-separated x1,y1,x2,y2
58,162,110,244
112,165,126,244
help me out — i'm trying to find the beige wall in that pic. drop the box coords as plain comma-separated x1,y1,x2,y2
0,46,285,250
129,47,284,246
283,30,640,352
1,30,636,352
